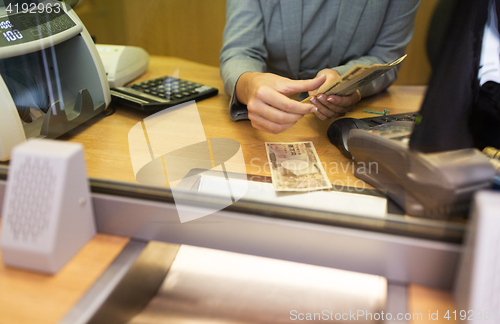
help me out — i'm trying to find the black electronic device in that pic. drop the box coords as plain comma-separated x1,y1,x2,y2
327,118,369,159
347,121,495,218
110,76,218,111
327,112,419,159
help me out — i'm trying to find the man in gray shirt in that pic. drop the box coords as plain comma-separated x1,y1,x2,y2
220,0,420,134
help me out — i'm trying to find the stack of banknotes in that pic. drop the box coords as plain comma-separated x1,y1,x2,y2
301,54,407,101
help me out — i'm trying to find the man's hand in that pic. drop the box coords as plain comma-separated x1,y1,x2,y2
308,69,361,121
236,72,326,134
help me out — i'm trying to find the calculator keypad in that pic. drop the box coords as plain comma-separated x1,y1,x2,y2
110,76,218,111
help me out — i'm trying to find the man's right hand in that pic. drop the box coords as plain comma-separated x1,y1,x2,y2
235,72,326,134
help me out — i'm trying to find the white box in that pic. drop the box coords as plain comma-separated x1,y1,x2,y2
0,139,96,274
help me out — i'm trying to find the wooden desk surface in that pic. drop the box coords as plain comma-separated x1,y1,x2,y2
0,57,456,323
0,223,129,324
58,56,426,189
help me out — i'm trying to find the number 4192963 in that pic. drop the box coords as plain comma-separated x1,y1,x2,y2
6,2,62,14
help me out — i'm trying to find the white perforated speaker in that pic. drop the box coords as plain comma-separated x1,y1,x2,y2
0,139,96,274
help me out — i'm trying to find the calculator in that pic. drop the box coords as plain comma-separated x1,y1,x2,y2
110,76,218,111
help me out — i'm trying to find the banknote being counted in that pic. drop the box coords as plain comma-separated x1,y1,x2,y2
301,54,407,103
265,142,332,191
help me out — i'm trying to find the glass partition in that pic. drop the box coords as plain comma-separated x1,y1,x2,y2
0,0,471,245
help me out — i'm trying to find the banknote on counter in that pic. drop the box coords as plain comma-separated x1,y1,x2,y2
301,54,407,103
265,142,332,191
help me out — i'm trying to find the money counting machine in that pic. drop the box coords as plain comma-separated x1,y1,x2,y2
0,1,110,161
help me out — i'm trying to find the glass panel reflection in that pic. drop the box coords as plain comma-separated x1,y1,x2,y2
0,1,478,244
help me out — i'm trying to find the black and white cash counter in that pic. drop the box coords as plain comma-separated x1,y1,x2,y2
0,0,110,161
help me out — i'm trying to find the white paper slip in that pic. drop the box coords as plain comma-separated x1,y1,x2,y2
195,174,387,218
